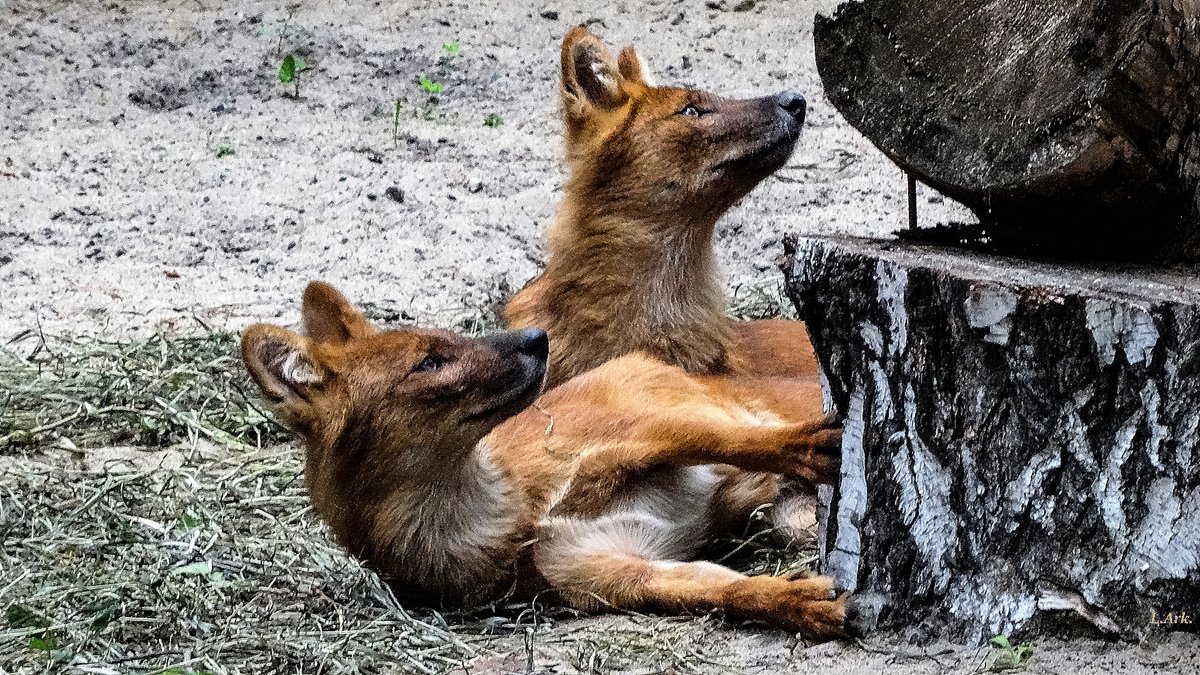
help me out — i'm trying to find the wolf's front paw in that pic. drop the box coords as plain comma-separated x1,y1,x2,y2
783,416,842,485
775,576,850,642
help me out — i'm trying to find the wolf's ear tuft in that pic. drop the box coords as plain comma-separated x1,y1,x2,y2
303,281,376,344
241,324,326,425
561,27,626,122
617,47,653,87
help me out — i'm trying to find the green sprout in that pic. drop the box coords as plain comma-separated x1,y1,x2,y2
418,76,443,94
443,41,461,56
989,635,1034,672
278,53,306,97
214,144,234,158
483,113,505,128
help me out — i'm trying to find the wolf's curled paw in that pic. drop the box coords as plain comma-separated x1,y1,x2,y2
782,416,842,485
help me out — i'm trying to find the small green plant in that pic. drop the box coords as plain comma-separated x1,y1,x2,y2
87,601,120,632
442,41,461,56
278,53,306,97
988,635,1033,672
28,636,73,664
171,561,233,588
483,113,505,128
418,76,443,94
214,144,234,158
6,604,51,630
176,511,204,530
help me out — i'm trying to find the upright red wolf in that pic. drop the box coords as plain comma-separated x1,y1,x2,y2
241,282,855,639
506,27,819,389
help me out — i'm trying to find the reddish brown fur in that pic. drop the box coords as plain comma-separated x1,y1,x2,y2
505,27,819,389
242,282,851,639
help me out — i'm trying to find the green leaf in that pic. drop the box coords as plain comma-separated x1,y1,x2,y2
176,512,202,530
418,77,443,94
988,636,1033,672
89,604,118,632
483,113,505,128
29,636,56,652
6,604,51,629
990,653,1020,672
207,571,232,589
214,145,234,158
172,561,212,576
443,42,460,55
278,54,297,83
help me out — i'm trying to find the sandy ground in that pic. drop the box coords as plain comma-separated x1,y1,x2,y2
3,1,1197,672
0,0,972,341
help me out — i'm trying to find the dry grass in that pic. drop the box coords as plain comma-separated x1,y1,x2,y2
1,449,509,674
1,284,818,674
0,330,287,452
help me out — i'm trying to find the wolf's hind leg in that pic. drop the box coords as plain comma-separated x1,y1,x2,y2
542,549,847,641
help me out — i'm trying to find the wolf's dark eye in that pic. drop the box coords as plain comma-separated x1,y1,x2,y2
413,355,449,373
679,104,703,117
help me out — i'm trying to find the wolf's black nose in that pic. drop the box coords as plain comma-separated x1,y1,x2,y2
515,327,549,357
775,91,807,124
481,327,549,358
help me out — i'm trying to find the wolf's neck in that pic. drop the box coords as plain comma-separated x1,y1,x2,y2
404,442,518,550
371,441,521,594
545,205,727,328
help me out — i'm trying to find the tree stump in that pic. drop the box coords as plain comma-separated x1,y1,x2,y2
814,0,1200,259
784,235,1200,643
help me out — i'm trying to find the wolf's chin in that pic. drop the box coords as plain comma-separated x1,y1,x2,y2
709,137,796,176
460,361,547,426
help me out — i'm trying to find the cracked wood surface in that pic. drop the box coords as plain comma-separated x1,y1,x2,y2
814,0,1200,258
784,235,1200,643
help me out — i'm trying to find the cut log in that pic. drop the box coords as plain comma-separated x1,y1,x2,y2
814,0,1200,259
783,235,1200,643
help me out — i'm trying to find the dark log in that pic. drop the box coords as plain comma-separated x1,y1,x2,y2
784,235,1200,643
814,0,1200,259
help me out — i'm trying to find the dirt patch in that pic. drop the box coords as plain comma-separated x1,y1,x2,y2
0,0,970,341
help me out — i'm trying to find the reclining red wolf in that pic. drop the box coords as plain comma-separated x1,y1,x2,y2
506,27,819,390
241,282,854,640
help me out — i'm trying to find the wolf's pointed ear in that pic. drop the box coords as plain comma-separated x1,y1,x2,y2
241,324,327,427
302,281,376,345
561,27,627,124
617,46,653,88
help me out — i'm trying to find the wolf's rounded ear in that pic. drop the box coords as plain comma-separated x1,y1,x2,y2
561,27,627,124
303,281,376,345
241,324,327,426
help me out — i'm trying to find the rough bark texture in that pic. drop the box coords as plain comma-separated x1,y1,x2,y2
784,235,1200,643
814,0,1200,259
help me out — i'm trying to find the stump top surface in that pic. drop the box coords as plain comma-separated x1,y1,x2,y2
793,236,1200,305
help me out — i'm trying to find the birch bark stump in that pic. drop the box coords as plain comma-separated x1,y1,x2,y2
785,235,1200,643
814,0,1200,258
